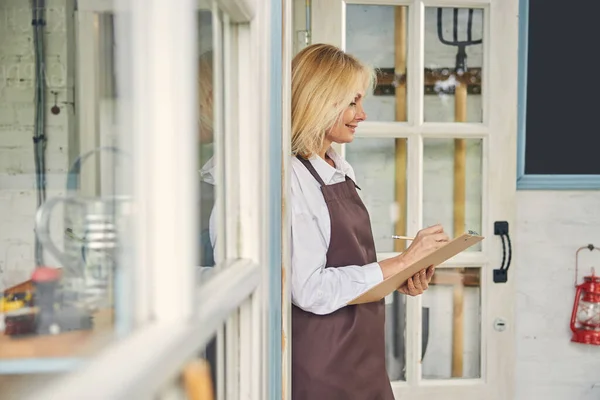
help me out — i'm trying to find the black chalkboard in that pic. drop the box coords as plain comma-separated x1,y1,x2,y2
523,0,600,175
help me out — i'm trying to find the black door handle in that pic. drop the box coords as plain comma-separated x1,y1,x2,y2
493,221,512,283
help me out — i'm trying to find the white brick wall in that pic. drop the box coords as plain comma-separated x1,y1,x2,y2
0,0,71,291
515,191,600,400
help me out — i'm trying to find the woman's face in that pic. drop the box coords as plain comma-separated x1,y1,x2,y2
325,93,367,145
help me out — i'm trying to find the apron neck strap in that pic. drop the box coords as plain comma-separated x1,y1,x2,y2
296,156,327,186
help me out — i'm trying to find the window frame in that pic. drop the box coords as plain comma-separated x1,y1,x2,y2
516,0,600,190
25,0,282,399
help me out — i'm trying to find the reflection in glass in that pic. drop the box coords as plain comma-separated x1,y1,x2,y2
423,138,482,251
346,4,409,122
422,267,481,379
345,138,407,254
195,8,225,396
424,7,484,122
0,11,123,358
197,12,216,271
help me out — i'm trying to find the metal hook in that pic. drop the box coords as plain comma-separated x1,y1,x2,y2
575,244,600,286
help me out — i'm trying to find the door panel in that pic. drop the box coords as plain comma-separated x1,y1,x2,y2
311,1,517,399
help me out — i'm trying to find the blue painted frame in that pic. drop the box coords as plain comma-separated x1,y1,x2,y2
0,358,82,375
516,0,600,190
268,0,283,399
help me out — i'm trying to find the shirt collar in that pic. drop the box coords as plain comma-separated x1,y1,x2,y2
308,147,349,184
199,157,216,185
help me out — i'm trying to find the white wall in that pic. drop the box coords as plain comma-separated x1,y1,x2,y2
0,0,72,291
515,191,600,400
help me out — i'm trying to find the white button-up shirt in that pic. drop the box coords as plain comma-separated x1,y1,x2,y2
291,148,383,315
196,158,217,285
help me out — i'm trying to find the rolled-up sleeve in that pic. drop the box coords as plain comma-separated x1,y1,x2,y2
290,175,384,315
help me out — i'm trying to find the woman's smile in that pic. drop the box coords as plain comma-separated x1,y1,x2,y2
345,123,357,134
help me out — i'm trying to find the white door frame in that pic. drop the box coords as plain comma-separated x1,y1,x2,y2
310,1,517,399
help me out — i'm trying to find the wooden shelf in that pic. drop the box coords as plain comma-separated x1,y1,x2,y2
0,309,114,362
0,330,97,359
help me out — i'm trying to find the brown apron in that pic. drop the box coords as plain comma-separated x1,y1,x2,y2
292,156,394,400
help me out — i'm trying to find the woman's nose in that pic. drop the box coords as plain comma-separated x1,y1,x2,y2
356,104,367,121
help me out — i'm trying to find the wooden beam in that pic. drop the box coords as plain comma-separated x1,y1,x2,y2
430,269,479,287
451,78,468,378
393,6,408,253
182,359,214,400
374,68,482,96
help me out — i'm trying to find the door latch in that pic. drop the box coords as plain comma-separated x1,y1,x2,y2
493,317,508,332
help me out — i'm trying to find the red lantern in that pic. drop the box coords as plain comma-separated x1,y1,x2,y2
571,244,600,345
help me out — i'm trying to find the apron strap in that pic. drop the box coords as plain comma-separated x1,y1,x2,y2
296,156,327,186
296,155,361,190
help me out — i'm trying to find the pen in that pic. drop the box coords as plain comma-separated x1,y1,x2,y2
391,235,414,241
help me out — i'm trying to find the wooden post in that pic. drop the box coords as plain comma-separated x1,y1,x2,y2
451,80,467,378
393,6,408,253
182,359,215,400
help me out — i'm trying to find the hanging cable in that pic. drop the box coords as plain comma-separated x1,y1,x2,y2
32,0,48,266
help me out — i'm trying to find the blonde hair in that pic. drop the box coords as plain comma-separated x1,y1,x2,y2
291,43,376,158
198,50,214,143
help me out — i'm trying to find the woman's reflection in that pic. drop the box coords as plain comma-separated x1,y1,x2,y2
198,49,216,269
197,49,218,390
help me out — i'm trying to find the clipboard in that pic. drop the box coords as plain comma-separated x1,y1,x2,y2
347,233,484,305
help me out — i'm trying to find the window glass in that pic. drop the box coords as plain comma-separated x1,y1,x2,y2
196,5,228,396
0,8,128,364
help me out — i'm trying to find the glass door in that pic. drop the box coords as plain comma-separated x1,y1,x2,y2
311,0,518,398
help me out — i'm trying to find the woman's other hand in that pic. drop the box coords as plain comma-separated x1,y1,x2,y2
397,266,435,296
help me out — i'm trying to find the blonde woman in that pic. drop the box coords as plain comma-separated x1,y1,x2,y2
290,43,449,399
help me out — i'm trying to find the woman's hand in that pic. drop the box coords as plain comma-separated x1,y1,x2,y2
379,224,449,280
394,224,448,295
397,266,435,296
400,224,449,266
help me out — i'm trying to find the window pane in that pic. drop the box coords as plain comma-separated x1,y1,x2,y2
422,267,482,379
385,292,407,382
423,138,482,250
346,4,409,122
195,6,229,397
424,7,484,123
197,8,218,271
345,137,409,254
0,9,127,363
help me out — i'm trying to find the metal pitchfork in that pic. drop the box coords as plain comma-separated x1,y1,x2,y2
437,8,483,75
